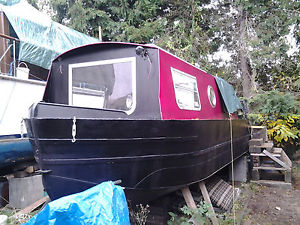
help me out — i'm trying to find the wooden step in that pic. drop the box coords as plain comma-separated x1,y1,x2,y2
251,153,281,157
253,166,287,171
249,138,263,147
249,146,262,153
258,142,274,151
250,126,268,141
249,141,274,153
250,180,292,189
273,147,283,154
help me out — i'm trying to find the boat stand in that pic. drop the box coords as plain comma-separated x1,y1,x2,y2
181,181,219,225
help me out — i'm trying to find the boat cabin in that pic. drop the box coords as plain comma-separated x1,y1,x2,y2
43,42,242,120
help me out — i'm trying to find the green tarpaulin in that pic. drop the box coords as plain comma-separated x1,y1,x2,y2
0,0,99,69
214,76,242,114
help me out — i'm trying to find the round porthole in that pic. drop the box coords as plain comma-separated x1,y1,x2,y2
207,86,216,108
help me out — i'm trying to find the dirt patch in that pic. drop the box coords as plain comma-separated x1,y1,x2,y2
245,186,300,225
240,152,300,225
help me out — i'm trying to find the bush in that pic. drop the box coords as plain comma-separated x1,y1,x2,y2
248,91,300,157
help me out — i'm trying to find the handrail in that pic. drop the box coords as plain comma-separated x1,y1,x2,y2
0,33,20,42
0,33,18,75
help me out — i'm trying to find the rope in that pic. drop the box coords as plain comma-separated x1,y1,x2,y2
229,113,236,225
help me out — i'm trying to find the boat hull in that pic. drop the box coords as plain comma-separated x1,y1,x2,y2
26,117,250,202
0,135,35,175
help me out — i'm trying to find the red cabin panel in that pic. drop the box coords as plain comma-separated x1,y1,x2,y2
159,49,225,120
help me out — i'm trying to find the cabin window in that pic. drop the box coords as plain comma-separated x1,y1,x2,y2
171,68,201,111
207,85,216,108
68,57,136,114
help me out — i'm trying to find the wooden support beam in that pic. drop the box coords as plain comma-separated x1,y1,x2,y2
199,181,219,225
263,150,290,169
251,169,260,180
285,169,292,183
14,196,49,217
98,26,102,42
181,187,197,209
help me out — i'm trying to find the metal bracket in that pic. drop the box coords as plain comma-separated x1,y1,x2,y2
72,116,77,143
36,169,52,175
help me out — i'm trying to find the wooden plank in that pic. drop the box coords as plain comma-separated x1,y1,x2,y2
251,169,260,180
181,187,197,209
280,150,292,168
250,126,266,129
251,153,281,157
273,147,282,154
249,138,263,147
285,169,292,183
259,142,274,150
199,181,219,225
251,180,292,189
249,146,262,153
263,150,290,169
14,196,49,216
253,166,286,171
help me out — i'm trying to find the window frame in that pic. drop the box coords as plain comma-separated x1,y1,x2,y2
171,67,201,111
68,57,137,115
207,85,217,108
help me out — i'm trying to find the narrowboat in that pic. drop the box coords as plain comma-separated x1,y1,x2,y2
25,42,250,202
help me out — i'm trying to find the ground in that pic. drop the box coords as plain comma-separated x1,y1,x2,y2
165,152,300,225
235,151,300,225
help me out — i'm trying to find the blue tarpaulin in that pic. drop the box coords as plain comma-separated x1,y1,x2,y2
0,0,99,69
24,181,130,225
214,76,242,113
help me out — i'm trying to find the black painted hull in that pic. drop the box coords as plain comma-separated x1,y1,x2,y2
26,116,250,202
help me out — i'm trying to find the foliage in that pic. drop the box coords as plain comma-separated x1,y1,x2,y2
248,90,299,117
27,0,38,8
129,204,150,225
168,201,212,225
29,0,300,98
48,0,169,43
250,113,300,146
248,91,300,155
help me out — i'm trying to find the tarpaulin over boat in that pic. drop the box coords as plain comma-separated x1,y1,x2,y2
25,181,130,225
0,0,20,5
214,76,242,113
0,0,99,69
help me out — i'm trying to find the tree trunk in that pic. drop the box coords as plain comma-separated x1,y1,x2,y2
237,6,254,99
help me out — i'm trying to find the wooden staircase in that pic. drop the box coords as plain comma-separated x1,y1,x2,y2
249,126,292,184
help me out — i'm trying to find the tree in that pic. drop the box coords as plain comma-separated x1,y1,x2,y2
203,0,299,97
34,0,299,98
49,0,168,42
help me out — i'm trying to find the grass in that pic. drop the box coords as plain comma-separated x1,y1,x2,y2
0,205,40,225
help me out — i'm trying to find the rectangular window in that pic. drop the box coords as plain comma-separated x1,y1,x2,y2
69,57,136,115
171,67,201,111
